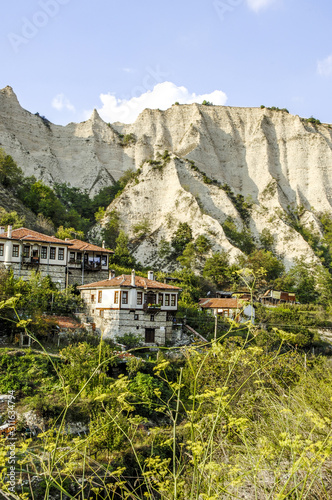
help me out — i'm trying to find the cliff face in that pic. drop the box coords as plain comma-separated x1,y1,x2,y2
0,86,135,194
1,86,332,267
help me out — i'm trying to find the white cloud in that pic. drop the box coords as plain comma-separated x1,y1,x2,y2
52,93,75,112
317,54,332,77
90,82,228,124
246,0,278,12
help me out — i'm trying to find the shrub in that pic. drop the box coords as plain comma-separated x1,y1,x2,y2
115,332,144,349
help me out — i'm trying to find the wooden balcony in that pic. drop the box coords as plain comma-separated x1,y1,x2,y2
84,263,102,271
23,257,40,266
143,303,162,314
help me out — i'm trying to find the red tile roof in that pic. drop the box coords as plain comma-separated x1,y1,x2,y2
199,298,240,309
67,239,113,253
44,316,82,329
78,274,181,290
0,227,71,245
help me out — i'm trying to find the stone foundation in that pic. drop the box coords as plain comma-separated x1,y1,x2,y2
68,268,109,287
0,262,66,289
89,309,173,345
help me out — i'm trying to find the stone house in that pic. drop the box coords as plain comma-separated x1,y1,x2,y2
0,226,113,289
78,270,181,345
65,239,113,286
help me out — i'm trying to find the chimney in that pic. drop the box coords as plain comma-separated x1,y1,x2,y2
131,269,136,286
148,271,154,281
109,269,116,279
102,240,105,249
65,238,70,241
7,225,12,239
0,227,5,235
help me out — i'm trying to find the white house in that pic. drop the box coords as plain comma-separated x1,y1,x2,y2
0,226,114,289
0,226,71,288
79,270,181,345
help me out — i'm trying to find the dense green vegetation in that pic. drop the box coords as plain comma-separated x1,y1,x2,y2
0,325,331,498
0,269,82,340
0,147,139,244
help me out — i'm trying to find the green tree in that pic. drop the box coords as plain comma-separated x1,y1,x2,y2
171,222,193,255
195,235,211,255
158,237,172,260
243,249,285,282
0,209,25,229
56,226,84,240
132,218,151,239
203,251,236,288
0,148,24,188
287,258,318,304
177,242,196,269
111,230,136,267
102,209,120,249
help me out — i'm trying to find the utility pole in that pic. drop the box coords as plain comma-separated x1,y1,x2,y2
214,313,218,341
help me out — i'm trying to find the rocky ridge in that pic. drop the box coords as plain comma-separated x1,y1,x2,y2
1,86,332,267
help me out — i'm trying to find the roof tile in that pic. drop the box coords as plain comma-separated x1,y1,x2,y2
199,298,240,308
0,227,71,245
79,274,181,290
67,239,113,254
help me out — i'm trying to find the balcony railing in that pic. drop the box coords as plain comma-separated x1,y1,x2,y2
68,259,83,266
84,263,102,271
143,303,162,313
23,257,40,265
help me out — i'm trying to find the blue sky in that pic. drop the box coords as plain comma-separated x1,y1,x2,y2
1,0,332,125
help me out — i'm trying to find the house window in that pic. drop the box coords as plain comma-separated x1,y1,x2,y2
69,251,75,262
145,328,155,343
101,255,107,266
137,292,143,305
171,294,176,307
146,293,156,305
150,315,155,322
165,294,170,306
50,247,56,260
158,293,163,306
58,248,64,261
12,245,19,258
23,246,30,258
76,252,82,262
122,291,128,304
91,294,95,303
100,310,104,318
0,244,3,256
134,313,139,320
41,246,47,259
98,291,102,303
114,291,119,304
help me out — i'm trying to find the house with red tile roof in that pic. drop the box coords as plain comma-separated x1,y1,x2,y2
78,270,181,345
0,226,113,288
65,238,113,286
198,297,255,323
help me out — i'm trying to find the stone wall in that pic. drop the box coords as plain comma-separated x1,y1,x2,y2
91,309,173,345
0,262,66,289
68,268,109,287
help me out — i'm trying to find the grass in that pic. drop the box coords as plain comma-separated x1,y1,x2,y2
0,299,332,499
